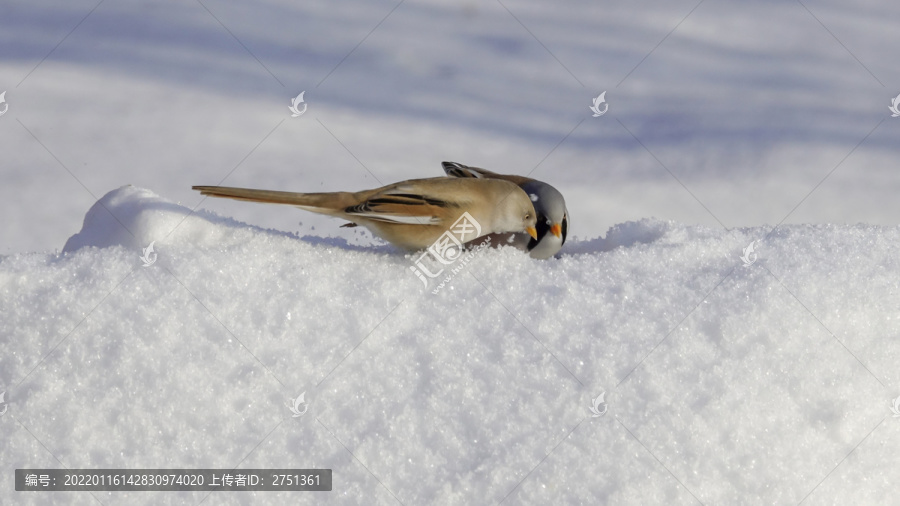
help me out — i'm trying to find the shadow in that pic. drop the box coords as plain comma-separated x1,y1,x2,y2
562,218,670,255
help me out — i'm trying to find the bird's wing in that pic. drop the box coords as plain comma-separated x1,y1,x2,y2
344,189,455,225
442,161,490,179
441,161,531,185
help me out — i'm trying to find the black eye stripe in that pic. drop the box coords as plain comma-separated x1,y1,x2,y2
527,215,550,249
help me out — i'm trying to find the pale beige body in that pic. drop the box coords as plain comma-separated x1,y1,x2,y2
193,177,538,251
442,162,569,259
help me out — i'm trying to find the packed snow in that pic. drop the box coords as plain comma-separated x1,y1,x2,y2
1,186,898,504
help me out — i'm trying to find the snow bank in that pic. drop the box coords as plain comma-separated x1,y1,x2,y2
1,186,898,505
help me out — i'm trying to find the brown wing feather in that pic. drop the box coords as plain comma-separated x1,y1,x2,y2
345,192,458,224
441,161,532,186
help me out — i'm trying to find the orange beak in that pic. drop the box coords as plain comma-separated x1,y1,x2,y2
526,226,538,240
550,223,562,238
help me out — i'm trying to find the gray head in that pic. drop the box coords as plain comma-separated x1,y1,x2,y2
520,180,568,258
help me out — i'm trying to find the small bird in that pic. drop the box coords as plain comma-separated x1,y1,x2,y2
441,162,568,259
193,177,538,251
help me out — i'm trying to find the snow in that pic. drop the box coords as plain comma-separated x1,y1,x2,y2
2,0,900,503
2,186,899,504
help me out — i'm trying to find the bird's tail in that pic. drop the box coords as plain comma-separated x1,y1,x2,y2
192,186,359,215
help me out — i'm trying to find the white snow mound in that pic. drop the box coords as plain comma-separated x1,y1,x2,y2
1,186,898,505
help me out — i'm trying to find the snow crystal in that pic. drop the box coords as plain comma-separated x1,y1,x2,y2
2,187,898,504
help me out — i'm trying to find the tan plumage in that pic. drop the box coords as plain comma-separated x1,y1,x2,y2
193,177,538,251
442,162,569,259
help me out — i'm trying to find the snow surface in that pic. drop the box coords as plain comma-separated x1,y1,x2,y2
2,186,899,505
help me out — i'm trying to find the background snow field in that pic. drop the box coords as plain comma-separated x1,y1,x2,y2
2,0,900,504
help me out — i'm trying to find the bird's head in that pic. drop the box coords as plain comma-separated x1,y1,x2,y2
520,181,568,258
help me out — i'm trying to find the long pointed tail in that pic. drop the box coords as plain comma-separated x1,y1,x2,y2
192,185,359,213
